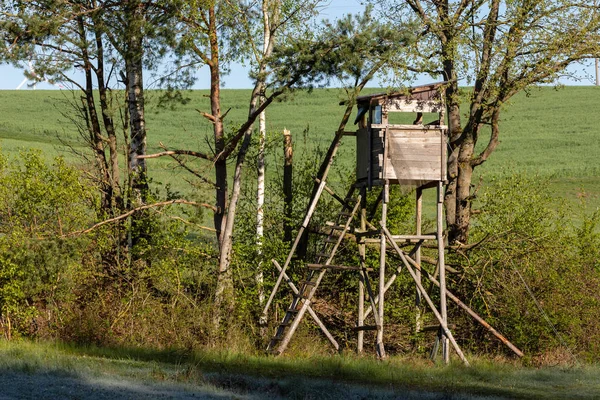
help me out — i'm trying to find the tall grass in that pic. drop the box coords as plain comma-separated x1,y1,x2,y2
1,339,599,399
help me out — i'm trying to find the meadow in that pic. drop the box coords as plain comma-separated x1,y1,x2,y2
1,87,600,397
1,85,599,216
1,339,599,399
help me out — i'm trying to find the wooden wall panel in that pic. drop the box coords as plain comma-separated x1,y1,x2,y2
385,128,446,182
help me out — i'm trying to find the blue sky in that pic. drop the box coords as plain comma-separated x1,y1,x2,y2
0,0,597,90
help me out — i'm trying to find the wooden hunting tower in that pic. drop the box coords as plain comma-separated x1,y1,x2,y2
355,83,447,187
262,82,522,364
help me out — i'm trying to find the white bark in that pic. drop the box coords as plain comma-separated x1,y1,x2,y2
256,0,275,326
256,108,266,325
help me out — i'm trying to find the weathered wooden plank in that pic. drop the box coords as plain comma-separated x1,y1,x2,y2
383,98,443,113
389,153,442,162
390,143,443,152
389,136,442,144
389,158,443,168
385,166,444,181
389,130,444,138
371,124,448,130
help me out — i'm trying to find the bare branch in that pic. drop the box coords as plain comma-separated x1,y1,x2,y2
67,199,216,236
140,141,213,161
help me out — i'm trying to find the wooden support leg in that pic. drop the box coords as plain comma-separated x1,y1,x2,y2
358,187,367,353
415,187,423,335
437,182,449,364
382,226,470,366
377,182,389,359
359,268,383,331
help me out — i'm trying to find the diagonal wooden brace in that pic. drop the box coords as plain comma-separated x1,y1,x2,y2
388,254,524,358
382,226,470,366
271,260,339,351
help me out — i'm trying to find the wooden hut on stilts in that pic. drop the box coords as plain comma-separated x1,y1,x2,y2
261,82,523,364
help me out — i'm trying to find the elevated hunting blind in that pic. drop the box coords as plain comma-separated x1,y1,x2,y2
355,85,447,187
262,82,522,364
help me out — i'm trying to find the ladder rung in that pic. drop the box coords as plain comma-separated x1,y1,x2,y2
355,229,381,238
420,324,457,333
339,212,352,217
391,234,437,241
307,263,372,271
351,325,379,332
328,225,347,231
298,280,317,287
315,252,331,258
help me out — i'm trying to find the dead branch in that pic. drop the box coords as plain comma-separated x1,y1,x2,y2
138,148,213,161
197,109,216,123
67,199,216,236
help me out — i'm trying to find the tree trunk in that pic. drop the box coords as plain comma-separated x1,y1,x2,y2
126,51,147,206
443,65,462,243
451,134,475,245
256,108,266,326
94,25,122,211
78,16,111,212
210,5,233,330
122,0,148,259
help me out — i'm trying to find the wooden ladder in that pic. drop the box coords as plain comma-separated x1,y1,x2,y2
267,190,362,355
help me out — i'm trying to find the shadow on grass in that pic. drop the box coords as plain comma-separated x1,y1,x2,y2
55,342,536,399
3,340,597,399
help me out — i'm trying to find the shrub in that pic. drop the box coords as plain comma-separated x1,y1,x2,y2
0,150,92,338
450,173,600,361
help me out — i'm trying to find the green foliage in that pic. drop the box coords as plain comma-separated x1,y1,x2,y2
270,6,415,90
0,150,92,337
450,173,600,360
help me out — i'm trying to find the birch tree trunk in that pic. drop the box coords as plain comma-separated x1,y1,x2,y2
256,107,266,326
214,0,278,330
256,0,277,328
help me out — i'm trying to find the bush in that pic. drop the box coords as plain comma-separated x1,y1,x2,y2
450,173,600,361
0,150,92,338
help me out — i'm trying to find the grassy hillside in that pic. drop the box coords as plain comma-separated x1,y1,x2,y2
1,86,599,211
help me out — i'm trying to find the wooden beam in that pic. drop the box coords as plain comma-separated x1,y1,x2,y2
270,260,339,351
382,226,470,366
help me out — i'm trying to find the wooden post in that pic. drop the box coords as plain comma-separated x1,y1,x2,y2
437,181,449,364
415,187,423,334
382,226,470,366
358,186,367,353
376,126,389,359
377,182,388,358
283,129,293,243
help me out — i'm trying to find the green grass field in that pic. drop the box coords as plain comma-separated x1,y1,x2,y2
1,340,599,399
1,86,599,213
